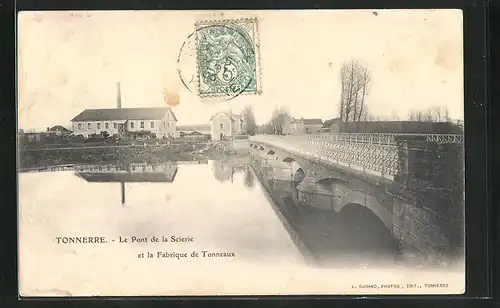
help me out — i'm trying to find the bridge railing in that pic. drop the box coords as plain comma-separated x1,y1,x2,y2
252,133,463,145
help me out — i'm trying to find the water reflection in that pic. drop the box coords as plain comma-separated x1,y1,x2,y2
75,162,179,205
210,160,245,183
75,163,179,183
244,166,255,188
70,158,400,267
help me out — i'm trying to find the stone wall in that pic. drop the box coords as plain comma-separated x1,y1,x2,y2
394,137,464,255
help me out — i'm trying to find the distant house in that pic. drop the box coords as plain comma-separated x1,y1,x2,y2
71,107,178,139
209,111,244,141
344,121,462,134
179,131,209,140
290,118,323,134
321,118,344,133
22,132,47,143
48,125,72,136
177,124,211,140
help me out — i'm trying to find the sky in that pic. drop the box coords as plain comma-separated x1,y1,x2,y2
17,10,464,130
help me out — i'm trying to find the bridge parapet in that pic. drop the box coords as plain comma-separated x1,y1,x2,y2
255,133,463,146
250,133,463,185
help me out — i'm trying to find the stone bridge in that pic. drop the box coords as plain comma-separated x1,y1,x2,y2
249,133,464,260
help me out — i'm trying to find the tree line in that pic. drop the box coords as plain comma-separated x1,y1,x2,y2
241,105,291,135
239,59,459,135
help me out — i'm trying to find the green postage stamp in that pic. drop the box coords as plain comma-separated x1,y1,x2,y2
195,18,261,98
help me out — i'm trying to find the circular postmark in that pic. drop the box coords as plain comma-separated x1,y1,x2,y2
177,22,257,103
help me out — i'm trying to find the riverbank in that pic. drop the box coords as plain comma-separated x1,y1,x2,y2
18,140,250,170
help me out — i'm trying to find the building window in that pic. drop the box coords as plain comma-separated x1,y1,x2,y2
105,123,109,129
88,123,91,129
151,121,154,129
78,123,82,129
97,123,101,129
141,121,144,129
164,122,166,129
114,123,117,129
131,122,135,129
220,123,223,129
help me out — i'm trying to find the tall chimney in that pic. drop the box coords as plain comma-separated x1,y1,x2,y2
116,82,122,109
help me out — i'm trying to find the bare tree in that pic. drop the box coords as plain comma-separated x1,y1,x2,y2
390,110,400,121
241,105,257,135
338,60,371,132
264,107,291,135
407,106,452,122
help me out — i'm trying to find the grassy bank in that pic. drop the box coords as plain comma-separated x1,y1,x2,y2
19,141,250,170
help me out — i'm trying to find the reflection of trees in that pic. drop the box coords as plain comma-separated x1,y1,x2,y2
244,165,255,188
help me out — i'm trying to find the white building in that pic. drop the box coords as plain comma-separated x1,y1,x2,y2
290,118,323,134
209,111,244,141
71,107,178,139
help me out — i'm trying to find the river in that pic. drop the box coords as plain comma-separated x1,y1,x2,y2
18,156,465,296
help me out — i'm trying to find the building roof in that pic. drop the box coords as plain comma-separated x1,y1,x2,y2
290,118,323,125
71,107,177,122
345,121,462,134
177,124,211,132
50,125,71,132
322,118,343,128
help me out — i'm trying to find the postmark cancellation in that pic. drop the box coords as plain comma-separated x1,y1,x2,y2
195,18,261,98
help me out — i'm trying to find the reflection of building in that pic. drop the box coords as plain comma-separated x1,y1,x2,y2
71,83,178,139
209,111,244,141
75,163,178,182
75,163,178,204
290,118,323,134
210,160,245,183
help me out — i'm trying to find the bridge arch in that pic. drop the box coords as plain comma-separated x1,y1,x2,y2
280,157,304,180
335,190,393,234
283,157,295,163
339,202,398,254
294,168,306,183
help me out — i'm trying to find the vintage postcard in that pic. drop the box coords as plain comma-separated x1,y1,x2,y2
17,9,465,296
